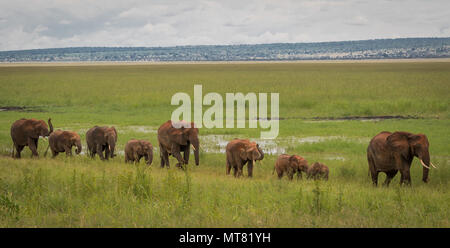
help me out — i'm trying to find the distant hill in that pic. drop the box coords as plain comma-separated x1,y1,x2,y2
1,37,449,62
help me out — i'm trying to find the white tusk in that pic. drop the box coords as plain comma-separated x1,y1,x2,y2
430,162,437,169
191,144,196,151
420,159,430,169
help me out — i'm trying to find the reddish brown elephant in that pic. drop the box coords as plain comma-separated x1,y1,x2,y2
273,154,309,180
226,138,264,177
86,126,117,160
158,120,200,169
367,131,436,186
10,118,53,158
45,130,82,157
124,139,153,165
307,162,329,180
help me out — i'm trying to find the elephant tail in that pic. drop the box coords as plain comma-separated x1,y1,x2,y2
43,143,50,157
10,143,14,158
272,166,275,175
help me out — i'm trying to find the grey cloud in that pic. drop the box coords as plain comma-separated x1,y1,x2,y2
0,0,449,51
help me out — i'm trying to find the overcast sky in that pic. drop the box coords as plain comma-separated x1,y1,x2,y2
0,0,449,51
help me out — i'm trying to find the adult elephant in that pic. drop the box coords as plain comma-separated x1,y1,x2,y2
226,138,264,177
86,126,117,160
158,120,199,169
45,130,82,157
367,131,437,186
11,118,53,158
124,139,153,165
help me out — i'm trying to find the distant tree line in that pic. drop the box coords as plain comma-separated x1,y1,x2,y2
0,37,449,62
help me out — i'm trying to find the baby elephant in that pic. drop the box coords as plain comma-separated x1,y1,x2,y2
124,139,154,165
45,130,82,157
307,162,329,180
273,154,309,180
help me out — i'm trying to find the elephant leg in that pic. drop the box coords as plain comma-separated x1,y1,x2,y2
52,150,58,158
247,160,254,178
297,171,302,180
287,170,294,180
161,149,170,168
401,168,411,186
14,145,24,158
237,162,245,178
383,170,397,187
371,170,379,186
104,145,110,160
174,154,185,169
277,170,283,179
28,138,39,157
226,156,231,175
232,166,238,177
65,146,72,157
96,144,105,160
183,145,190,165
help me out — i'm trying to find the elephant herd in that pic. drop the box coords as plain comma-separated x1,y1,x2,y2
10,118,437,186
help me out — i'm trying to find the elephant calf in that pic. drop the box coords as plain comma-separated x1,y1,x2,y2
46,130,82,157
273,154,309,180
124,139,153,165
307,162,329,180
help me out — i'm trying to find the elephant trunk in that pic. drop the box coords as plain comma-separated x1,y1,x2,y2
75,140,82,155
419,152,431,183
192,139,200,166
256,145,264,161
108,136,116,158
146,149,153,165
47,118,53,136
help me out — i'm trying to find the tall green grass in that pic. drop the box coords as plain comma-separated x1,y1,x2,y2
0,61,449,227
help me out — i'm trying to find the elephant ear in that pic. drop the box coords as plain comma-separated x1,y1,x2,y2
136,145,143,154
30,120,44,138
288,155,298,167
239,148,248,161
111,126,118,141
169,127,188,145
387,132,414,159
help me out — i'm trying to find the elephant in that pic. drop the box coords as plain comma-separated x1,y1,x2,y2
10,118,53,158
226,138,264,177
86,126,117,160
307,162,329,180
124,139,153,165
45,130,82,157
367,131,436,186
273,154,309,180
157,120,200,169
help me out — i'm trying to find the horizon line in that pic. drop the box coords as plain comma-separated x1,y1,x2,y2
1,36,449,53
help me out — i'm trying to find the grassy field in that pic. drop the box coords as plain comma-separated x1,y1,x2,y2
0,61,449,227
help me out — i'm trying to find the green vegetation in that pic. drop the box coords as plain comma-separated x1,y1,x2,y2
0,61,449,227
1,37,449,62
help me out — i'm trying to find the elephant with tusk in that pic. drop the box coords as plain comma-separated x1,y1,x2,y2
226,138,264,178
158,120,200,169
367,131,437,186
10,118,53,158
